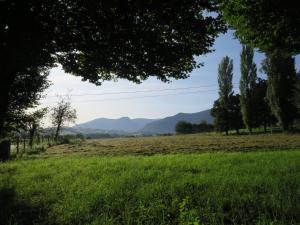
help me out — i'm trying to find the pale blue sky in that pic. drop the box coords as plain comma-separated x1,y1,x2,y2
41,31,300,124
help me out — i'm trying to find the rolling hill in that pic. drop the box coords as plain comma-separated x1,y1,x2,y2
73,109,213,134
74,117,157,133
140,109,213,134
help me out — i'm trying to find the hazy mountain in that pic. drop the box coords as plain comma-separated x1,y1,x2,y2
140,109,213,134
73,109,213,134
74,117,157,132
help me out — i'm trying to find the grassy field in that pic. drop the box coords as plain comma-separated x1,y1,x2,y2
41,133,300,157
1,133,300,225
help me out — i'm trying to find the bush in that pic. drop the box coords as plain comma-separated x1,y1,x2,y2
176,121,193,134
58,135,72,144
57,134,85,145
175,121,214,134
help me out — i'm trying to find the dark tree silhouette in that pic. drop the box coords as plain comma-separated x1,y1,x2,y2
252,78,277,132
229,94,244,134
24,108,48,148
219,0,300,54
3,71,50,136
175,121,193,134
0,1,226,142
261,53,297,131
211,94,244,134
294,71,300,115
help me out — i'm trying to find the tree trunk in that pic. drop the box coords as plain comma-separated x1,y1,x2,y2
0,71,16,160
29,125,37,148
54,125,61,142
23,138,26,153
37,134,40,144
282,122,289,132
248,126,252,135
29,130,34,148
225,129,228,135
263,123,267,133
0,140,10,161
16,137,19,154
0,71,15,135
270,123,273,134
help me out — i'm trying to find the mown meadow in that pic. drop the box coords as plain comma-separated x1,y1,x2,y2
1,133,300,225
37,133,300,157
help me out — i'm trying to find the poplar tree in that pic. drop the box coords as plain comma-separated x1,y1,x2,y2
261,52,297,131
239,45,257,133
217,56,234,135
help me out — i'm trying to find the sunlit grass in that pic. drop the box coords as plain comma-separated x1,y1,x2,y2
1,150,299,225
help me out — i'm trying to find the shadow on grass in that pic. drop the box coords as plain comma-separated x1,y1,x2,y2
0,188,54,225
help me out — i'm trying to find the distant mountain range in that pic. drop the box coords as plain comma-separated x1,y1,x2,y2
74,109,213,134
140,109,213,134
74,117,157,133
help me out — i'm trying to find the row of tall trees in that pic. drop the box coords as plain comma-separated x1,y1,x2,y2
238,46,279,134
212,46,299,134
219,0,300,132
240,46,299,133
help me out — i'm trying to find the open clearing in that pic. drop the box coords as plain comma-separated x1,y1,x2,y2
43,133,300,157
1,133,300,225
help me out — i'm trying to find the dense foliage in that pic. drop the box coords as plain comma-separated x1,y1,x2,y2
219,0,300,54
261,53,297,131
211,94,244,134
0,0,226,138
3,71,50,135
175,121,213,134
252,78,277,132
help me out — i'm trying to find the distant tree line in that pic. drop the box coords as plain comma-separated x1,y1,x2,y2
175,121,214,134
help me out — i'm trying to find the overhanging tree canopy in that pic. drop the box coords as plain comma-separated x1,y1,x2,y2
0,0,226,137
219,0,300,54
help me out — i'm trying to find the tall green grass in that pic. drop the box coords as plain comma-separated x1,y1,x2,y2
1,151,299,225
